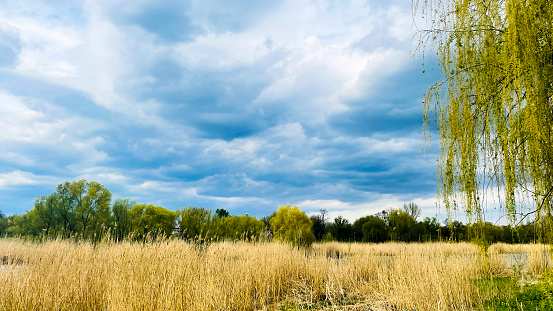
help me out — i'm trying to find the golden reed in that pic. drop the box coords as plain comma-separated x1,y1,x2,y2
0,239,550,310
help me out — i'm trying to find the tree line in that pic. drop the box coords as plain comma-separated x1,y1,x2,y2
0,180,545,245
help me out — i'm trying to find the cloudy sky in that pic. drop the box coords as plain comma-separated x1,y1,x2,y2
0,0,448,222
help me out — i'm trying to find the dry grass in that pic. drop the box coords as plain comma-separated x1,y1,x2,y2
0,239,549,310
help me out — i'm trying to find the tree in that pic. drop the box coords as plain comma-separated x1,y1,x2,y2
143,204,177,237
216,215,264,241
387,209,416,242
403,202,421,221
215,208,230,218
329,216,354,242
270,205,315,247
70,180,112,238
33,195,58,236
112,198,135,241
129,204,147,239
310,209,328,241
361,216,389,242
177,206,214,240
54,182,77,236
417,0,553,235
353,215,374,241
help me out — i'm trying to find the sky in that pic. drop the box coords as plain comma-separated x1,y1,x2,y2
0,0,451,222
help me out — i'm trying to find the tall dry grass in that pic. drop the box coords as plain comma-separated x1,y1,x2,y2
0,239,547,310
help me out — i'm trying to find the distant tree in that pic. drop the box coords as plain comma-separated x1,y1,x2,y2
374,209,389,222
387,209,416,242
216,215,264,241
112,198,135,241
353,215,373,242
129,204,147,238
403,202,421,221
215,208,230,218
310,210,328,241
54,182,77,236
70,180,112,239
177,206,214,241
361,216,388,242
329,216,354,242
261,212,276,231
270,205,315,247
143,204,177,237
33,195,58,236
0,217,7,236
0,210,4,218
449,220,466,242
420,217,441,242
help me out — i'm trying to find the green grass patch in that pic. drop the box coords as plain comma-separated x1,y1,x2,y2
476,270,553,310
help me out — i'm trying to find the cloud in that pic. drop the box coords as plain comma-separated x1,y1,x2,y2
0,23,21,67
0,170,58,189
107,0,202,43
0,0,449,223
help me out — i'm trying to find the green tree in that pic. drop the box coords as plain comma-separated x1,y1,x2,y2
215,208,230,218
387,209,416,242
353,215,373,242
418,0,553,235
33,195,58,236
361,216,388,242
270,205,315,247
310,214,326,241
54,182,77,236
0,217,7,236
216,214,264,241
177,206,214,241
329,216,354,242
70,180,112,239
143,204,177,237
420,217,441,242
112,198,135,241
129,203,147,239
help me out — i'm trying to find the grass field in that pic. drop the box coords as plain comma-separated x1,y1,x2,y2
0,239,551,310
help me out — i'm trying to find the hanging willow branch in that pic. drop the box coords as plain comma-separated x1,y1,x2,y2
416,0,553,232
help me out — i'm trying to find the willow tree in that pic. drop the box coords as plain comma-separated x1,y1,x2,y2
416,0,553,233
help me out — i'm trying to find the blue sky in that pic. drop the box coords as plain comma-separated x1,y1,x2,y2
0,0,450,222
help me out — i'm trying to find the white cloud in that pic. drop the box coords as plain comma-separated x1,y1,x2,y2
0,91,109,168
0,170,58,189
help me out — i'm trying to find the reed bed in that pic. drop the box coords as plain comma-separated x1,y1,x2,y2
0,239,547,310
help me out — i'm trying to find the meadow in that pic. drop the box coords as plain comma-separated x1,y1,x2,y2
0,239,551,311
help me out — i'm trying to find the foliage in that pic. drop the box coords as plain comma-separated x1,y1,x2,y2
215,208,230,218
361,216,389,242
387,209,416,241
177,206,214,240
418,0,553,233
329,216,354,242
112,198,134,241
310,214,326,241
270,204,315,246
216,214,264,241
143,204,177,236
353,215,373,242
